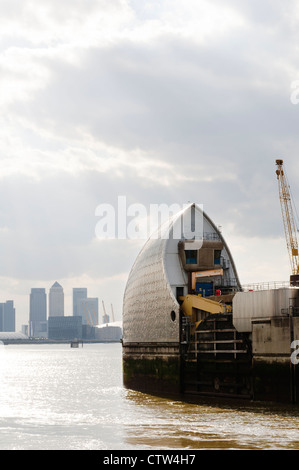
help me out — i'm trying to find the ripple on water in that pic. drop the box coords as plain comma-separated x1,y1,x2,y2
1,344,299,450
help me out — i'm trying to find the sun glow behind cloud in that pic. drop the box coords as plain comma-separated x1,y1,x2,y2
0,0,266,185
1,0,299,329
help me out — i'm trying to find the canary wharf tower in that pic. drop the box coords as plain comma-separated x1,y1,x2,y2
49,281,64,317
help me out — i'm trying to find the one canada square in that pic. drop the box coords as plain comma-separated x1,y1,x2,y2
49,282,64,317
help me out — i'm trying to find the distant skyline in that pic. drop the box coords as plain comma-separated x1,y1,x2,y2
11,283,109,331
1,1,299,330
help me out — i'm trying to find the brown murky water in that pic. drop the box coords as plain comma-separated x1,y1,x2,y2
125,391,299,450
0,342,299,450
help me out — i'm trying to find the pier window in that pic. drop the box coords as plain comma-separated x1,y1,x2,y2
185,250,197,264
214,249,221,265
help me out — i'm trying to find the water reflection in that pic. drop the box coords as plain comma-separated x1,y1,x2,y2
124,389,299,449
1,343,299,450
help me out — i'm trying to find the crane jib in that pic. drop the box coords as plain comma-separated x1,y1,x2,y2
275,159,299,282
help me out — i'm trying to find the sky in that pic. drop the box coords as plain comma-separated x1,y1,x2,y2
1,0,299,330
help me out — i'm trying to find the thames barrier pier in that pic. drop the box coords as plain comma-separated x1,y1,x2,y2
122,202,299,404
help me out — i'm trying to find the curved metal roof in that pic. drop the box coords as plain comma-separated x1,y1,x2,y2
0,332,29,340
122,203,240,344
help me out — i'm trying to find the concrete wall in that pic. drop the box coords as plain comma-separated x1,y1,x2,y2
252,317,291,356
233,288,299,333
252,316,299,357
251,316,299,403
123,342,182,396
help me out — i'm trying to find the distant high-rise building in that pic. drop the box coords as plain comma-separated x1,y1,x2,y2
73,288,87,316
49,282,64,317
29,288,47,337
21,324,29,336
0,300,15,332
77,297,99,325
0,305,3,331
48,316,82,340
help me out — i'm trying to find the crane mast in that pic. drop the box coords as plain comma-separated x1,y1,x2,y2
275,159,299,285
102,300,109,323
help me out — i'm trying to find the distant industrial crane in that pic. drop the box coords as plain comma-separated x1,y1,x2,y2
81,301,92,325
90,304,97,326
102,301,109,323
110,304,115,323
275,159,299,285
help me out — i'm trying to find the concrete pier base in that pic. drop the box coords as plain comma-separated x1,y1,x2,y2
122,342,182,396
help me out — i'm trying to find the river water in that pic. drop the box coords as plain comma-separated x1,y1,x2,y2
1,342,299,450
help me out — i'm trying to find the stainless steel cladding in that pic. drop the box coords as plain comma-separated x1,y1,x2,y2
122,203,241,344
122,222,184,344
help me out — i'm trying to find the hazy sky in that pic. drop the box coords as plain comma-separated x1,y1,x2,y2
1,0,299,329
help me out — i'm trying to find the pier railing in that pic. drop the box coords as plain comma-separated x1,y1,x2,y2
241,281,290,292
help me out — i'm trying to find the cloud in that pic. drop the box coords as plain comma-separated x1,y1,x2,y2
0,0,134,47
1,0,299,329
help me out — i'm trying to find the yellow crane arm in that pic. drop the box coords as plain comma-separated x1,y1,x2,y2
180,294,231,331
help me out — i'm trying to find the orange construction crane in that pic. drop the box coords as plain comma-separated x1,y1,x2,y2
275,159,299,285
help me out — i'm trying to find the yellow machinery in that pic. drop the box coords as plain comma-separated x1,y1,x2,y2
275,159,299,283
180,294,231,332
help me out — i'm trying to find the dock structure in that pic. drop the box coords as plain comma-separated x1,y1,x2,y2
122,203,247,400
122,202,299,404
70,339,83,348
